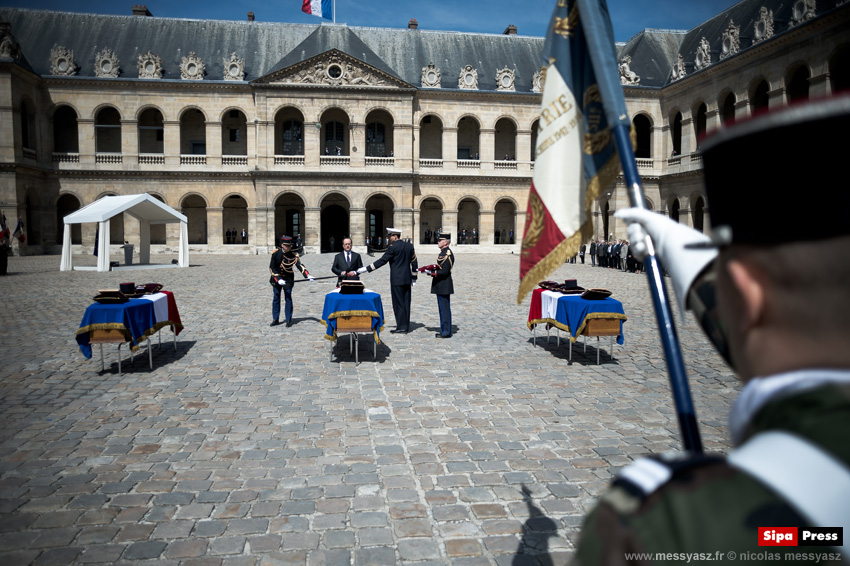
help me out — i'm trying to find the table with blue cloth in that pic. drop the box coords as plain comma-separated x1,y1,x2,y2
321,289,385,344
76,293,183,372
527,289,627,362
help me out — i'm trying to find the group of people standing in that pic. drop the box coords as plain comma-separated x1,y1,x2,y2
225,228,247,245
270,227,455,338
581,238,642,273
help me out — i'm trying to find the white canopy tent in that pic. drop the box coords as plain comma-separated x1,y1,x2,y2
60,194,189,272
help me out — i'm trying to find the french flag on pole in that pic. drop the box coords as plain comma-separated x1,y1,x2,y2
302,0,333,20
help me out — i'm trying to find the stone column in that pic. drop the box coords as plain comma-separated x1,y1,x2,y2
304,206,321,248
734,99,750,123
394,123,413,170
207,207,223,248
120,119,137,165
305,122,321,167
809,73,830,98
78,118,95,166
350,207,366,248
411,125,420,170
480,209,495,245
443,208,458,238
349,123,365,167
206,121,222,167
411,208,421,246
443,127,457,171
163,120,180,168
247,119,259,169
767,87,785,109
680,116,693,156
704,108,720,134
480,128,495,171
516,129,532,173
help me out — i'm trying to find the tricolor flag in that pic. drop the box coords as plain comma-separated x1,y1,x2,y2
12,217,25,243
517,0,632,302
302,0,333,21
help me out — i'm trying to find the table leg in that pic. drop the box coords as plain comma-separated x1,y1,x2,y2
597,337,601,365
117,343,123,375
355,333,359,364
148,339,153,369
556,328,560,348
99,343,105,372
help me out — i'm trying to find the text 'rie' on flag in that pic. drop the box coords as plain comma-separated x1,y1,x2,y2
517,0,632,303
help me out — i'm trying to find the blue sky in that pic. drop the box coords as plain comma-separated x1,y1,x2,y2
0,0,739,42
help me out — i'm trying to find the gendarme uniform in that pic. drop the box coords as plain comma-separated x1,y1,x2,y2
574,96,850,565
364,228,417,333
268,235,311,327
430,232,454,338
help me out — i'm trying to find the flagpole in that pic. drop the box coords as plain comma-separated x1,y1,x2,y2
575,0,703,453
612,125,703,454
333,0,336,23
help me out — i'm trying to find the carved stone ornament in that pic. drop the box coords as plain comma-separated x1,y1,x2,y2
0,22,20,61
618,56,640,85
94,48,120,78
180,52,205,80
695,37,711,70
223,53,245,81
720,20,740,60
496,67,515,91
789,0,817,28
283,53,387,86
137,51,163,79
421,63,441,88
671,53,686,81
532,67,545,93
49,46,77,76
753,7,775,43
458,65,478,90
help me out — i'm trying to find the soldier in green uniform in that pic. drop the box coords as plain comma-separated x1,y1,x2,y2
573,96,850,564
429,232,454,338
269,235,313,327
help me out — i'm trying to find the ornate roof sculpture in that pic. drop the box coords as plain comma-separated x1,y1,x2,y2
93,47,119,78
671,53,686,81
496,67,515,91
790,0,817,27
720,20,740,59
694,37,711,70
753,7,775,43
49,46,77,76
223,52,244,81
137,50,162,79
532,67,544,93
271,50,392,87
458,65,479,90
619,55,640,85
180,51,204,80
0,21,20,61
421,63,440,88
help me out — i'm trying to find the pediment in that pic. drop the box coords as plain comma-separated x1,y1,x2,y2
256,49,410,88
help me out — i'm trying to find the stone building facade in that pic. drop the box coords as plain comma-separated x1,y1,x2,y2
0,0,848,257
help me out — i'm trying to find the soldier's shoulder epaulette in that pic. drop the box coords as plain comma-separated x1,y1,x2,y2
445,249,453,256
612,452,725,501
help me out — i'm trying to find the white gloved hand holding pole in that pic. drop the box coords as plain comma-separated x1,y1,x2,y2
356,266,368,275
614,207,717,315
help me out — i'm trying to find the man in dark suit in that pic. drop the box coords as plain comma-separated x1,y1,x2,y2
357,227,418,333
331,237,363,285
428,232,455,338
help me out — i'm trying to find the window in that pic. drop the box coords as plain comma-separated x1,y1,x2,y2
230,128,239,142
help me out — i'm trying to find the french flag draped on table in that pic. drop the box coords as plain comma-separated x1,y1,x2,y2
517,0,631,303
302,0,333,20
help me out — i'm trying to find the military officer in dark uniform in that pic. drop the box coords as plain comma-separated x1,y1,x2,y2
357,227,418,333
269,235,313,327
572,96,850,564
429,232,454,338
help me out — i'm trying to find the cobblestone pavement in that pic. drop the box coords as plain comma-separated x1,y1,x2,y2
0,250,739,565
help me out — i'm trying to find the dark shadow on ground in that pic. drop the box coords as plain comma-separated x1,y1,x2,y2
512,484,559,565
98,339,196,374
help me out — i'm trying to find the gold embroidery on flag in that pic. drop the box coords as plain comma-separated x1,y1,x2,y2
553,4,579,39
521,192,545,255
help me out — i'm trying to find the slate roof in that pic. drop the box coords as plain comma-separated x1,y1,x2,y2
0,1,847,92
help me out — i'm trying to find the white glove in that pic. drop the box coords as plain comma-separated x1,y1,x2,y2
356,266,368,275
614,207,717,316
412,280,416,287
308,276,315,282
277,279,286,286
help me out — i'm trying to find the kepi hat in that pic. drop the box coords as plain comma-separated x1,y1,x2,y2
386,227,401,236
437,232,451,241
692,94,850,248
280,235,294,246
